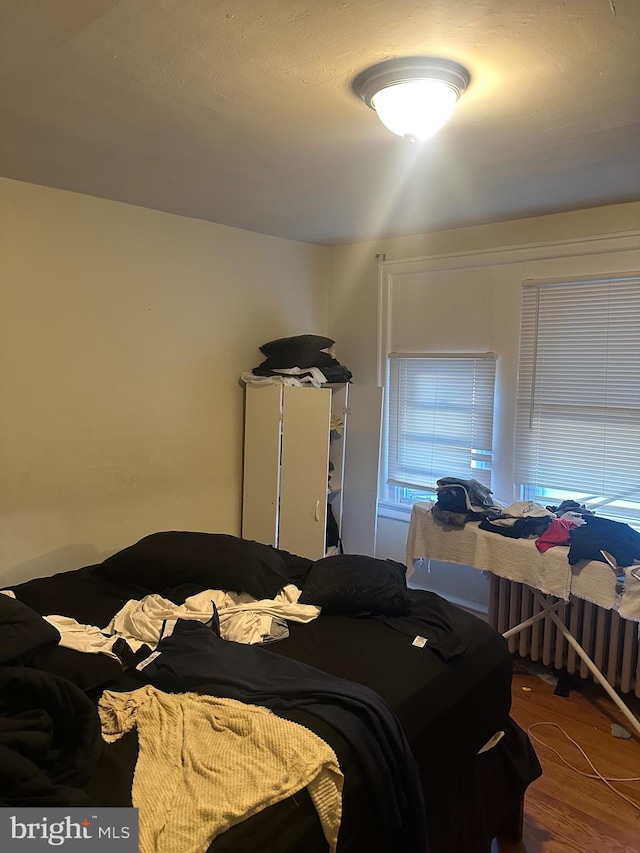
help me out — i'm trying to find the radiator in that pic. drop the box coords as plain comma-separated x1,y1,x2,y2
488,575,640,698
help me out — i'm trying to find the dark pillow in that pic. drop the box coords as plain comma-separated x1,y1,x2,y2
12,565,132,627
259,335,335,357
94,532,291,600
299,555,410,616
258,350,338,370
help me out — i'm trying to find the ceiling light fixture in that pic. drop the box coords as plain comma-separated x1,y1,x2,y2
352,56,470,143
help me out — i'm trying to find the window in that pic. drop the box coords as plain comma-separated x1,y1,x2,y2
515,275,640,526
383,353,497,509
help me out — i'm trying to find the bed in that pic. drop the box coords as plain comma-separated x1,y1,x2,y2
1,532,542,853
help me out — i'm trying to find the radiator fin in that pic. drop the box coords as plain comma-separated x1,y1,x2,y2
490,576,640,698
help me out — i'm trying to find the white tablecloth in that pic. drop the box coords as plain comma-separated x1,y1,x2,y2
406,502,640,621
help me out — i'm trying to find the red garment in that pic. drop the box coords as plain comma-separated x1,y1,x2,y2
535,518,577,552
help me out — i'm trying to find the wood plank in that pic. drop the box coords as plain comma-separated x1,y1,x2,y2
493,671,640,853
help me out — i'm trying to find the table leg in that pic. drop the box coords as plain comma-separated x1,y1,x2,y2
497,586,640,738
501,599,564,640
529,590,640,739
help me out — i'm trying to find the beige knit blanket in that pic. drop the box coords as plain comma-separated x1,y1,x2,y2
99,686,343,853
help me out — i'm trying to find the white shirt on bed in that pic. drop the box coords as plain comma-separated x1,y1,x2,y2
48,585,320,656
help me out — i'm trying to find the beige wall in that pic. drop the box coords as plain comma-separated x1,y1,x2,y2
328,202,640,386
0,178,329,585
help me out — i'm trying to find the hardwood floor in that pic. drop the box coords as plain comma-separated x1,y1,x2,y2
492,668,640,853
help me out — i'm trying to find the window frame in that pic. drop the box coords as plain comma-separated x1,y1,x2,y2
380,351,497,514
515,273,640,527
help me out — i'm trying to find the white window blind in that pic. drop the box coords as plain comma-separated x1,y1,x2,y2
386,353,497,491
515,275,640,523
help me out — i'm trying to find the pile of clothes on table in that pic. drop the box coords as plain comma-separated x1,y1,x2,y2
431,477,501,526
431,477,640,571
479,499,591,546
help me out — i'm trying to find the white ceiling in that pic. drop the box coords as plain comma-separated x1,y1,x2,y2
1,0,639,245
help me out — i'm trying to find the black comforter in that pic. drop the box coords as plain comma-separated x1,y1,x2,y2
0,596,101,807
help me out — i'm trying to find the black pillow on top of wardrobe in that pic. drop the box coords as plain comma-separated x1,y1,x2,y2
259,335,335,357
258,350,338,370
299,554,410,616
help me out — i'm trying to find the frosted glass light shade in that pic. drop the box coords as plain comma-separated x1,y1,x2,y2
351,57,470,142
371,79,459,141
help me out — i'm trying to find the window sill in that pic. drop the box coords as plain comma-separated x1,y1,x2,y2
377,500,433,522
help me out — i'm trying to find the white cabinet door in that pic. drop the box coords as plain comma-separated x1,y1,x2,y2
242,382,381,560
278,386,332,560
241,384,283,546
